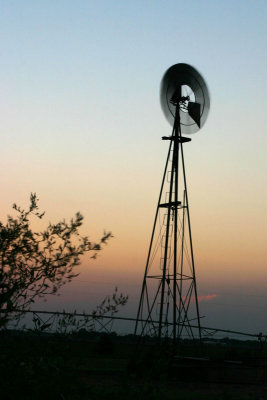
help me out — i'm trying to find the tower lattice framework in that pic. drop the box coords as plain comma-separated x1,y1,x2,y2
134,106,202,343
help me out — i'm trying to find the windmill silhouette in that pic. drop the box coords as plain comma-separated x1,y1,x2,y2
135,63,210,343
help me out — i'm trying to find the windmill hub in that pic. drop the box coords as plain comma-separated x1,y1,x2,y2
170,94,190,106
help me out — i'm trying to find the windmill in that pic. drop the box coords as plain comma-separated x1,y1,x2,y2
134,63,210,343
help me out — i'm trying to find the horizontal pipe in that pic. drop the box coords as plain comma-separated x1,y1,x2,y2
0,308,266,339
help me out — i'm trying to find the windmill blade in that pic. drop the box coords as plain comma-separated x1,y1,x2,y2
170,85,181,105
188,102,201,128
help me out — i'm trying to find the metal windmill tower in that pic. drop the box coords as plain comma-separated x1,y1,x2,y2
134,64,210,343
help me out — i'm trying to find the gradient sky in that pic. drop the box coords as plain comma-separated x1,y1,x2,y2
1,0,267,336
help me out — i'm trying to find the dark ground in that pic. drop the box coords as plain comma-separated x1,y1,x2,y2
1,330,267,400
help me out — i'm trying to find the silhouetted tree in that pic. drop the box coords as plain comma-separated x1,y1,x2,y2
0,193,112,327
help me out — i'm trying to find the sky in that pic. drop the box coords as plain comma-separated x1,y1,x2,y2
1,0,267,336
